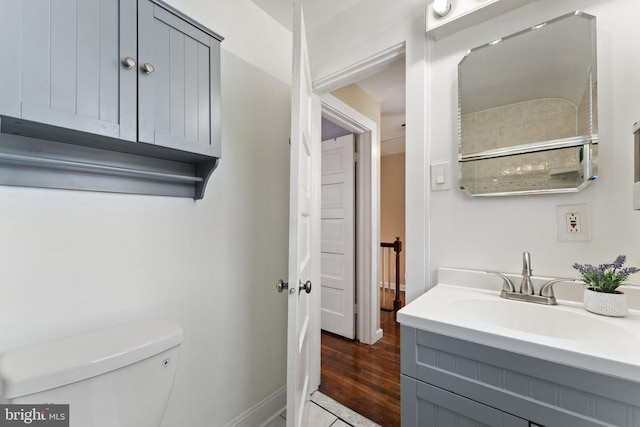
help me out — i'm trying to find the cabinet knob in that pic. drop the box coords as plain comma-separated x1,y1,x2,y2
141,63,155,74
122,57,136,69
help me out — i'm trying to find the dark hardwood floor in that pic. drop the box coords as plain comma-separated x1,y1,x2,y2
319,293,404,426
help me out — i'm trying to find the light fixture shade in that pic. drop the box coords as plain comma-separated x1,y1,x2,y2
433,0,452,17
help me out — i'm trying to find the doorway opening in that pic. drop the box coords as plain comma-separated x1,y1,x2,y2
316,45,406,426
318,52,406,344
357,58,406,323
320,95,380,345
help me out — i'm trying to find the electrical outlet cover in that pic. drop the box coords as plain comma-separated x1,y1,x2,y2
557,204,591,242
566,212,581,233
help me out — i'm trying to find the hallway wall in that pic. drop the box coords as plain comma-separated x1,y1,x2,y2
331,83,382,144
381,153,406,285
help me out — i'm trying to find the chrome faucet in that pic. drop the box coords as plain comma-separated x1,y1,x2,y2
488,252,580,305
520,251,534,295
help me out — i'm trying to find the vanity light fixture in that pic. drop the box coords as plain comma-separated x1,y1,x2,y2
433,0,452,17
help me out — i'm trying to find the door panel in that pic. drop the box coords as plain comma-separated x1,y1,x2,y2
321,135,355,339
287,4,320,427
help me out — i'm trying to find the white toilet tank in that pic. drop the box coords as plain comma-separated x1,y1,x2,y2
0,317,183,427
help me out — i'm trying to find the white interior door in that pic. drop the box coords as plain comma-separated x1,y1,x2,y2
320,134,355,339
286,4,320,427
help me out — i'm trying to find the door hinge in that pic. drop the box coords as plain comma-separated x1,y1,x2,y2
354,303,358,314
354,152,359,163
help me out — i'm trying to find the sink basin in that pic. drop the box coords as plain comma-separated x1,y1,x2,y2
397,278,640,380
449,297,637,345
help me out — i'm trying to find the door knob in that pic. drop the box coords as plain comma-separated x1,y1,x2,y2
299,280,312,294
276,279,288,293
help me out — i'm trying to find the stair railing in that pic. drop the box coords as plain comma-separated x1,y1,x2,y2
380,237,403,311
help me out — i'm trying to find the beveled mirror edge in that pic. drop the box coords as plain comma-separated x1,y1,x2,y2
457,10,598,197
458,141,599,197
459,135,599,162
457,10,596,67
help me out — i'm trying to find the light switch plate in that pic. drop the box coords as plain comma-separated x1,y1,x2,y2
556,204,591,242
431,161,451,191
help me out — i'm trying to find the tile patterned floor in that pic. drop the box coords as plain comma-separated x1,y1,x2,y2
264,391,381,427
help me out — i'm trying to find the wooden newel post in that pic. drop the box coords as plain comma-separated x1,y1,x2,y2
393,237,402,311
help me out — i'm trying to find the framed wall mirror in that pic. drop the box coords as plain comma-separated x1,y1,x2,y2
458,11,598,196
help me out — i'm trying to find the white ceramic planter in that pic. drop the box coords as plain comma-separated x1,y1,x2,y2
583,288,628,317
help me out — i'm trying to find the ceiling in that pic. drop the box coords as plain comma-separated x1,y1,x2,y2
252,0,363,32
252,0,406,154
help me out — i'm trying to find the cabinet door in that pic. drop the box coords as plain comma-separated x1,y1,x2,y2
6,0,137,141
0,1,21,118
137,0,221,157
402,376,528,427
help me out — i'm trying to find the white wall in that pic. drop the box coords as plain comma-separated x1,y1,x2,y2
308,0,425,80
428,0,640,289
169,0,291,85
310,0,640,303
0,1,292,426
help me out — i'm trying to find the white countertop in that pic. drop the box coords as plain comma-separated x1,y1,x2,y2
397,268,640,382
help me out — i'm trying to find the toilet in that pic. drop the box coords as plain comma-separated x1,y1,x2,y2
0,317,183,426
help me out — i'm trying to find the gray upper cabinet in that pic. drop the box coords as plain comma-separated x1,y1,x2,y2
138,0,221,157
0,0,222,199
3,0,137,142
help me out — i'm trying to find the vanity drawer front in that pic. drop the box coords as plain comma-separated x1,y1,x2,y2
402,326,640,427
402,375,528,427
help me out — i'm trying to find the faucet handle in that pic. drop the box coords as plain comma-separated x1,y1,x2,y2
539,278,582,298
487,271,516,293
522,251,532,276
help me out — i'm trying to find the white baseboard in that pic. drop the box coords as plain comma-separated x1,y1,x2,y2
223,385,286,427
374,328,384,343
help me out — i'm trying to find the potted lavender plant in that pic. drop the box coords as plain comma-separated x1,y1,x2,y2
573,255,639,317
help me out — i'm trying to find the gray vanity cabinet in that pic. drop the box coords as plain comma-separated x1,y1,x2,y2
401,326,640,427
401,375,528,426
